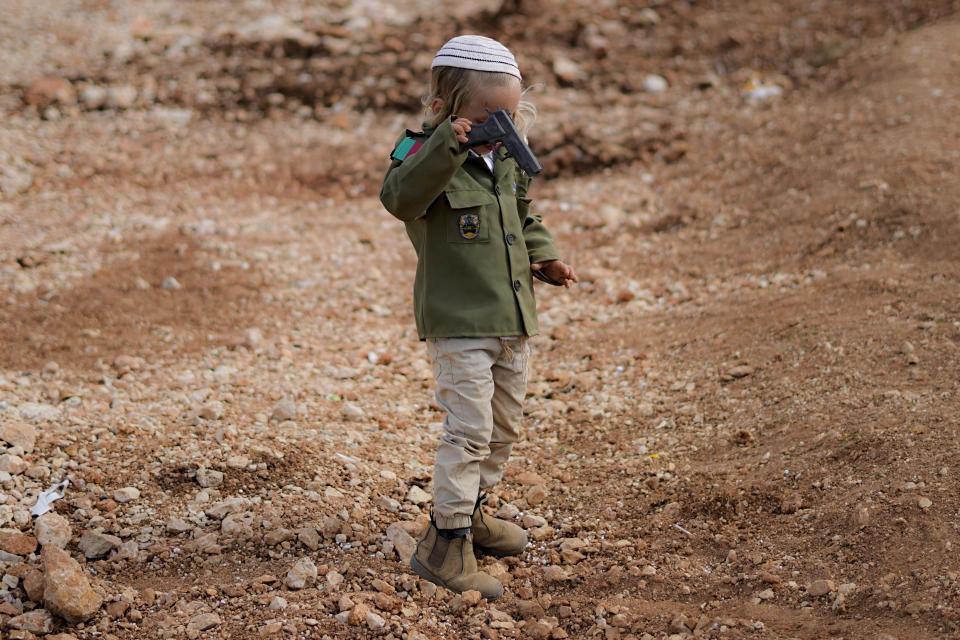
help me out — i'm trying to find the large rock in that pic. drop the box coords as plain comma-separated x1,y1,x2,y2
36,512,71,549
0,423,37,453
43,547,103,623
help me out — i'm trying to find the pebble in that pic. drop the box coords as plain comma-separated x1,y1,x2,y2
918,497,932,509
114,487,141,503
297,527,320,550
0,454,28,475
270,398,297,422
42,547,103,622
407,485,431,505
284,557,317,589
808,579,835,596
35,513,71,549
78,531,121,559
187,612,221,632
161,276,181,290
386,522,417,562
196,468,224,488
525,484,548,506
376,495,400,512
643,74,669,93
269,596,287,610
340,402,365,421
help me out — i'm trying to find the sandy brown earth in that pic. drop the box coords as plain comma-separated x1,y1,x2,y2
2,1,960,639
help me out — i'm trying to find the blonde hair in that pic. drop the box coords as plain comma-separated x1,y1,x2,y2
425,66,537,138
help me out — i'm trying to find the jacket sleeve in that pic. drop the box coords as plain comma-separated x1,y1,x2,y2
517,171,562,264
379,120,468,222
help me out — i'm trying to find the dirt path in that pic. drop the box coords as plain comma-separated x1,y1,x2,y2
2,2,959,639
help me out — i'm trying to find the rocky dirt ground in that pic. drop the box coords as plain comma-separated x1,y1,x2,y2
2,1,960,639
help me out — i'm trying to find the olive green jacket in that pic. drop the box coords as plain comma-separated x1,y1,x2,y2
380,118,561,339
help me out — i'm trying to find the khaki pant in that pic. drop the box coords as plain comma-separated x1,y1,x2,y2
426,337,529,530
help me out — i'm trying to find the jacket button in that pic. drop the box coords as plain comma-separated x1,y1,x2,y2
506,233,516,245
495,185,501,195
513,279,521,291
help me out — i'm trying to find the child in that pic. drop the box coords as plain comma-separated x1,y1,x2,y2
380,34,577,600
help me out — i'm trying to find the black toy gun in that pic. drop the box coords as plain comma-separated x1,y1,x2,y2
459,108,543,176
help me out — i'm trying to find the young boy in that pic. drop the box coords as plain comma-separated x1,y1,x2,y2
379,35,577,600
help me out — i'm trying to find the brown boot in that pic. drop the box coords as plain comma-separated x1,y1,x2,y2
410,523,504,600
471,495,528,557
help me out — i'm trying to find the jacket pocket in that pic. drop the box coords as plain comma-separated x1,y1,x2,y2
444,189,495,243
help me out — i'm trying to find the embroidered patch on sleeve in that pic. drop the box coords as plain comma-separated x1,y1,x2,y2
391,137,423,161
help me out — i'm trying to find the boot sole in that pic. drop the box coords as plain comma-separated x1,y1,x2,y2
410,555,504,601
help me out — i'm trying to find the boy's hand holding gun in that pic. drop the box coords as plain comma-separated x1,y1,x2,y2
452,110,577,288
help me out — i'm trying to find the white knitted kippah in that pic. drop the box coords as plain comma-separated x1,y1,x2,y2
431,35,521,80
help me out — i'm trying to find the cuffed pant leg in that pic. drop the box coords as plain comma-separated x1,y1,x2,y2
480,337,529,489
427,338,498,530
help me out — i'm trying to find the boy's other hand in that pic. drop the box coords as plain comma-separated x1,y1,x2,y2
531,260,579,288
452,118,472,143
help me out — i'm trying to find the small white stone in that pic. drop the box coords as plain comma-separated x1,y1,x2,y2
114,487,140,503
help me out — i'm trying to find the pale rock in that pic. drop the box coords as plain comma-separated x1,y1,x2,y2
269,596,288,610
79,531,121,559
376,495,400,512
326,570,344,588
42,547,103,622
407,485,431,505
221,512,253,538
35,512,71,549
0,454,28,475
495,503,520,519
297,527,320,550
161,276,181,290
340,402,365,421
758,588,774,600
207,497,250,519
80,85,108,109
264,528,293,546
243,327,263,349
366,611,386,630
196,468,224,488
284,557,317,590
114,487,140,503
918,497,933,509
386,523,417,563
0,423,37,453
167,517,192,534
9,609,54,634
643,74,669,93
226,455,249,469
199,402,224,420
270,397,297,422
187,612,221,632
552,55,585,84
520,514,547,528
